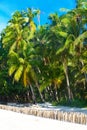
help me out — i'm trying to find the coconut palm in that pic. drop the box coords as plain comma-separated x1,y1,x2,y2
2,9,44,103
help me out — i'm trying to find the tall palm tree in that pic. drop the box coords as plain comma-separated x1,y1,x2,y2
2,9,44,103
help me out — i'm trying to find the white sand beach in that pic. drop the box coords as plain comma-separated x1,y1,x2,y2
0,109,87,130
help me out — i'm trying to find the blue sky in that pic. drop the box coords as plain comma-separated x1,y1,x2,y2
0,0,75,32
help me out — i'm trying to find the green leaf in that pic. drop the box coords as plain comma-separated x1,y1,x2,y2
56,46,65,55
9,41,16,52
14,65,23,82
9,65,17,76
58,31,68,38
19,58,24,64
40,81,51,92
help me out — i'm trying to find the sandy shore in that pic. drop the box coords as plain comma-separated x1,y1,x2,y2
0,109,87,130
0,102,87,125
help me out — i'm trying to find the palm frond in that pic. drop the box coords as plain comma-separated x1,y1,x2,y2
9,65,17,76
14,65,23,82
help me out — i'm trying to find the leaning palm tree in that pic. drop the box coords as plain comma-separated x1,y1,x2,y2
8,47,37,103
2,8,44,103
8,43,44,103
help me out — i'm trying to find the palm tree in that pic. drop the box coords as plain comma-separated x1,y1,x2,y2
2,8,40,53
56,36,74,101
7,46,37,103
1,4,87,104
75,0,87,8
2,9,44,103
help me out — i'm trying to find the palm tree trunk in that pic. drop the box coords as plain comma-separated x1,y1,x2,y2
65,70,71,100
63,62,73,101
36,82,45,102
54,84,59,101
36,67,45,102
26,90,30,101
30,84,36,103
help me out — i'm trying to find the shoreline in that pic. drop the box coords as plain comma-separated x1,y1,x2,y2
0,103,87,125
0,109,87,130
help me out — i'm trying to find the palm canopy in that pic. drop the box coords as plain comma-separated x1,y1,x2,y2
0,1,87,104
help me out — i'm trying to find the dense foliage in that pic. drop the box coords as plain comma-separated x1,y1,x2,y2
0,0,87,106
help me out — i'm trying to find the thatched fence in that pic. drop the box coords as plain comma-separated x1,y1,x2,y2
0,104,87,125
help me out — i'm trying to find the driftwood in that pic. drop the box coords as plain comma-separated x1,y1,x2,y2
0,104,87,125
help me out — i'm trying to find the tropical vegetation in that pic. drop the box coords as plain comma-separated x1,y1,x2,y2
0,0,87,107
